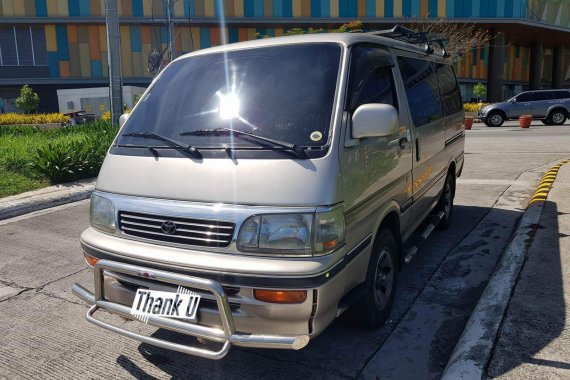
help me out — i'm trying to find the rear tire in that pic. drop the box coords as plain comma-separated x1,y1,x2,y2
437,173,454,230
355,229,398,329
548,109,567,126
487,111,505,127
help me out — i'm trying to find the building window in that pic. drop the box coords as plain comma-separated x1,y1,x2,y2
0,26,47,66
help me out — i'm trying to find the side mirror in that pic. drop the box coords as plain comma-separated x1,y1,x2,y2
351,104,399,139
509,99,516,104
119,113,129,128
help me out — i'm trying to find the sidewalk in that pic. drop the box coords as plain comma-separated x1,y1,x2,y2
486,163,570,379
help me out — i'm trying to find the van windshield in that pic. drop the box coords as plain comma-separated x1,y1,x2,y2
117,43,342,151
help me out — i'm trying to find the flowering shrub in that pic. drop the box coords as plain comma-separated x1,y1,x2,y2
101,111,111,121
0,113,70,125
463,102,489,113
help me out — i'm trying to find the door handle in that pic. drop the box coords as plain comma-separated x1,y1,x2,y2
415,135,421,161
399,137,408,149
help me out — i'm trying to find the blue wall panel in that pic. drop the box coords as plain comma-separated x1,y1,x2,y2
253,0,264,16
367,0,376,16
411,0,420,16
282,0,292,17
55,25,69,60
48,52,60,77
321,0,329,16
35,0,47,16
91,60,103,77
402,0,412,16
78,0,90,15
385,0,394,17
244,0,254,16
311,0,321,16
428,0,438,17
273,0,283,16
229,28,239,43
133,0,144,16
68,0,80,16
130,27,142,52
214,0,222,16
200,28,210,48
504,0,514,17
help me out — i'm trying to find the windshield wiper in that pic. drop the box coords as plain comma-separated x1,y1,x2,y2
180,128,306,158
121,132,201,158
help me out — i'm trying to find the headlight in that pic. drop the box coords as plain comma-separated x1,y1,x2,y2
236,206,345,256
90,193,116,233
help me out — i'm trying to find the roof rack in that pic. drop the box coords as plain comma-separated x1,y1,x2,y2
367,25,449,58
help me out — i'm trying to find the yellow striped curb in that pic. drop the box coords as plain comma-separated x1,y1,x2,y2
528,160,570,205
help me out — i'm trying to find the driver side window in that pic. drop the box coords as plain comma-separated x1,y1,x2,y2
347,45,398,113
516,93,532,102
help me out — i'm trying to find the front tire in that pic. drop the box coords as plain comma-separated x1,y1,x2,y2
541,119,553,126
487,111,505,127
355,230,398,329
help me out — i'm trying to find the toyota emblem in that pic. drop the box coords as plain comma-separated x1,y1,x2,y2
160,220,177,235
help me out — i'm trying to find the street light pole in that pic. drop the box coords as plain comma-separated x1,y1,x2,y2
105,0,123,125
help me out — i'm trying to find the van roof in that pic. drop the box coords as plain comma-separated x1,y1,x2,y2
176,31,447,63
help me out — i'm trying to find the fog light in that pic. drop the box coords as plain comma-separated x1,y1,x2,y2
84,252,99,267
253,289,307,304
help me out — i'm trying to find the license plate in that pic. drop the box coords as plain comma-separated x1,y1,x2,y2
130,286,201,323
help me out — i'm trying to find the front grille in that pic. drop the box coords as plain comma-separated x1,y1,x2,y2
118,211,235,248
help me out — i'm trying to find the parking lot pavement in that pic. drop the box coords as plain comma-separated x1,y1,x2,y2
0,126,569,379
487,163,570,379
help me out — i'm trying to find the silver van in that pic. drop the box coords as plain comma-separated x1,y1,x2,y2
73,26,465,359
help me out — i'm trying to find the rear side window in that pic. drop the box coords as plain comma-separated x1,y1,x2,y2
347,45,397,112
533,92,552,101
397,56,442,127
436,65,462,115
552,91,570,99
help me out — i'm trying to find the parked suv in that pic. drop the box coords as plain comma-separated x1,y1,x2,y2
72,27,465,359
478,89,570,127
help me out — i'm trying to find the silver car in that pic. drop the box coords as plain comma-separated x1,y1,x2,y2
72,28,465,359
478,89,570,127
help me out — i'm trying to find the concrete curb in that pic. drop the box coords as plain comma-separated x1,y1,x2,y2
442,160,570,379
0,178,96,220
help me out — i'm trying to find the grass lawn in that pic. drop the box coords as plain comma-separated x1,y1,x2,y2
0,123,111,198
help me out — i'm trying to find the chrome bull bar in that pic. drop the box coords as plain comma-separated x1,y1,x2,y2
72,259,310,359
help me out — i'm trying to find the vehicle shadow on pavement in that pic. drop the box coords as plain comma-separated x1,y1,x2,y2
112,204,528,380
487,201,564,378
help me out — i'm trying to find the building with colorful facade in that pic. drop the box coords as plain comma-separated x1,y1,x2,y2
0,0,569,112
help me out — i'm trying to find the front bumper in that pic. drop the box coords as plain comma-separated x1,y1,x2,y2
72,259,310,360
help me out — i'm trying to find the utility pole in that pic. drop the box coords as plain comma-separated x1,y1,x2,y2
166,0,174,63
105,0,123,125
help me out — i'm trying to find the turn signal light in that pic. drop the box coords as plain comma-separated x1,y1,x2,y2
253,289,307,304
83,252,99,267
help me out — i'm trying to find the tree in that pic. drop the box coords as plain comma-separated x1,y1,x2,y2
473,83,487,102
408,18,493,62
256,20,362,39
15,85,40,114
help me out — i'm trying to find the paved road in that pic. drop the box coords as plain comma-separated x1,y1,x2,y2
1,124,569,379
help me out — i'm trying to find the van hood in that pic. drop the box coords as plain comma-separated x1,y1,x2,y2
95,153,343,207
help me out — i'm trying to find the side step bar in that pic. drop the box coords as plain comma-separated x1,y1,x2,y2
404,210,445,263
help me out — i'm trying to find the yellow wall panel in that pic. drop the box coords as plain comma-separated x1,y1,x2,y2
90,0,101,16
247,28,257,40
174,0,184,17
205,0,215,17
46,0,58,16
234,0,244,16
420,0,428,17
57,0,68,16
330,0,339,17
292,0,302,16
301,0,310,16
180,27,192,51
1,0,14,16
191,27,201,50
23,0,35,16
132,52,143,77
98,25,107,51
376,0,384,17
45,25,57,52
0,2,3,16
358,0,366,17
437,0,446,17
393,0,402,17
143,0,152,16
79,43,91,77
275,28,283,36
120,26,133,76
264,0,272,16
